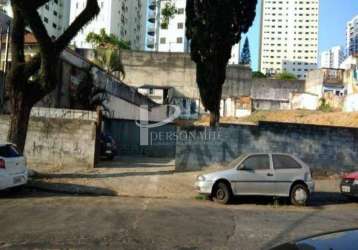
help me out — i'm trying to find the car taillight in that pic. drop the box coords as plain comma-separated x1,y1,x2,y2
0,159,5,169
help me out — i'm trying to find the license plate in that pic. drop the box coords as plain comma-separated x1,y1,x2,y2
342,186,351,193
13,176,23,184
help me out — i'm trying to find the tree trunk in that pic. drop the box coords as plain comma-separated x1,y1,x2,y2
209,110,220,127
7,93,31,154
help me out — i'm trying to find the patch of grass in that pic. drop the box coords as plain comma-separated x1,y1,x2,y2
195,195,209,201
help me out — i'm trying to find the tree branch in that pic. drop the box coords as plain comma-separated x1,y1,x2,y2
55,0,100,53
16,3,53,53
10,2,25,64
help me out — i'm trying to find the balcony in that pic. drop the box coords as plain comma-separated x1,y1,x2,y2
323,69,344,85
147,23,155,36
147,37,155,49
149,0,156,10
147,10,156,23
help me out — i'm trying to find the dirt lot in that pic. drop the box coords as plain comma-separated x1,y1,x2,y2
32,157,344,201
189,110,358,128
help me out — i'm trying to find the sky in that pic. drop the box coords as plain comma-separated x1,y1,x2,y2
243,0,358,71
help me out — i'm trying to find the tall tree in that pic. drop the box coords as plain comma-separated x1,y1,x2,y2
240,37,251,65
93,48,125,80
186,0,257,126
6,0,100,153
86,29,127,80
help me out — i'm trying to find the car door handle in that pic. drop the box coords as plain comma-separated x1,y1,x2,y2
267,173,274,177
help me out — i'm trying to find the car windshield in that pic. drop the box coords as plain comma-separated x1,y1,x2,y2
227,154,247,169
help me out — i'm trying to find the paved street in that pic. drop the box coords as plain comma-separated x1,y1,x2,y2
1,188,358,250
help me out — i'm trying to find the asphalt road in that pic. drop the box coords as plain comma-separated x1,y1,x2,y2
0,188,358,250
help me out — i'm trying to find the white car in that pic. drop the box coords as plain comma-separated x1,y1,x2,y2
195,153,315,206
0,143,28,190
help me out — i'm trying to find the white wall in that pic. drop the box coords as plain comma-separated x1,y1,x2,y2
290,93,319,110
105,94,169,122
344,94,358,112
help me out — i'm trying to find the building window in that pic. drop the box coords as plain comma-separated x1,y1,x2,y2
177,37,183,44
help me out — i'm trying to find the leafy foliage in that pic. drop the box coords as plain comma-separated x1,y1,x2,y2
86,28,131,50
252,71,266,78
161,1,178,29
86,29,127,79
276,71,298,80
318,98,333,112
186,0,257,126
93,48,125,80
240,37,251,65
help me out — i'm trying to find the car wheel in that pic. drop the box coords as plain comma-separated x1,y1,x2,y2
212,182,232,204
290,184,309,206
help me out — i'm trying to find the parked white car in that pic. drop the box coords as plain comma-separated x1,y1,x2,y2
0,143,28,190
195,153,315,206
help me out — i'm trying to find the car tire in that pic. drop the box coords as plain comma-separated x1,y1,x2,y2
290,184,309,206
212,182,232,205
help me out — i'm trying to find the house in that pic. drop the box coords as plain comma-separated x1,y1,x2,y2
251,78,305,111
306,68,346,98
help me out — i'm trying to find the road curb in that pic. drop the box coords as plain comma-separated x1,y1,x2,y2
27,180,117,196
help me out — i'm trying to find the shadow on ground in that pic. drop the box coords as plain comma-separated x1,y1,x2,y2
209,192,355,207
96,157,175,169
0,182,117,199
36,170,175,179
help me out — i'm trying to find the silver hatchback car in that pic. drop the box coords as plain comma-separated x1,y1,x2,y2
195,153,315,206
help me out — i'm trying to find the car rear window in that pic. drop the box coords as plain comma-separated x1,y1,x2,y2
273,155,302,170
0,145,21,158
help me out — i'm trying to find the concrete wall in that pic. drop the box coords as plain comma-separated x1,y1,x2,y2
306,70,324,97
104,94,169,122
175,122,358,172
344,94,358,112
121,50,252,99
0,108,97,171
290,93,319,110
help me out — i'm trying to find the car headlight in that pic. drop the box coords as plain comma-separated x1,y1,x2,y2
197,175,206,181
353,180,358,185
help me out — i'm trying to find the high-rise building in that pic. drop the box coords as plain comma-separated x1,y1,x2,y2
70,0,147,50
3,0,70,38
259,0,320,80
347,15,358,57
147,0,240,64
320,46,345,69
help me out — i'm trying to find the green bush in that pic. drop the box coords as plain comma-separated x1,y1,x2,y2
318,98,333,112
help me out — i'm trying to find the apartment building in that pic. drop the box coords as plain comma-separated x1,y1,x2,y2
3,0,70,38
146,0,240,64
70,0,147,50
320,46,345,69
259,0,320,80
347,15,358,56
